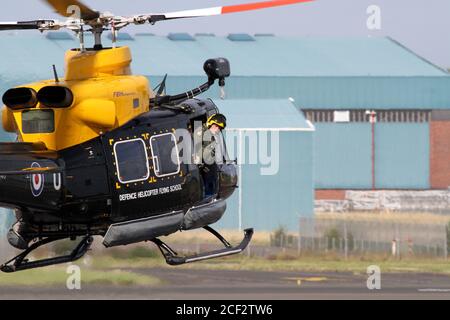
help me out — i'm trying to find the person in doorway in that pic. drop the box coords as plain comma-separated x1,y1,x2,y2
202,113,227,197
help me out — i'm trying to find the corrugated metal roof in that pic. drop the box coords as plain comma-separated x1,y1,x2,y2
133,35,449,77
0,33,446,78
212,76,450,109
214,99,313,130
167,33,195,41
1,33,450,110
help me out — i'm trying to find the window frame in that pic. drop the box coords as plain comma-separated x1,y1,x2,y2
113,138,150,184
149,132,181,178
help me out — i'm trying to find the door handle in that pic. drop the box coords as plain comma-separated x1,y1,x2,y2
153,156,160,174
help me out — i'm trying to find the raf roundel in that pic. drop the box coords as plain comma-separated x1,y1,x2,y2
30,162,44,197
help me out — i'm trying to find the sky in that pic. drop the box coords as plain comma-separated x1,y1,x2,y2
1,0,450,68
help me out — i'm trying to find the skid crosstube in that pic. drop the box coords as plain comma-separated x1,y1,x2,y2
152,227,254,266
0,236,93,273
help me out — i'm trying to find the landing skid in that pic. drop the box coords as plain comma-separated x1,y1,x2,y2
0,236,93,273
152,226,254,266
0,227,252,272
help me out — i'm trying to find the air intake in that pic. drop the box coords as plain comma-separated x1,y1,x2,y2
37,86,74,108
2,87,38,110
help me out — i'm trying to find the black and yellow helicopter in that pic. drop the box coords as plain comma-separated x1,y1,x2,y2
0,0,312,272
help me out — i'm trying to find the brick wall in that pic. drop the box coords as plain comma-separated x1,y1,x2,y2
315,190,346,200
430,120,450,189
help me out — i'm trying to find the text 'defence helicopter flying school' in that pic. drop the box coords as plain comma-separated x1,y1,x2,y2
0,0,313,273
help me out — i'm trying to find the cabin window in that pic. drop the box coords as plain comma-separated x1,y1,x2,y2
114,138,150,184
150,133,180,177
22,109,55,133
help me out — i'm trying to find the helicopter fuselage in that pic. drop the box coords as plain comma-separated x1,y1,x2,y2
0,46,248,273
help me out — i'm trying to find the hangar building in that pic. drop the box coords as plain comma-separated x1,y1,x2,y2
0,32,449,231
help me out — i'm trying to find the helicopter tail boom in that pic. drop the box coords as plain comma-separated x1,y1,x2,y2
0,142,63,210
0,166,63,175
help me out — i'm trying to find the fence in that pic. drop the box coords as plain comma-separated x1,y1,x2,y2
296,215,449,258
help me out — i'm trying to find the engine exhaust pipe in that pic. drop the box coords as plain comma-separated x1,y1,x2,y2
37,86,74,108
2,87,38,110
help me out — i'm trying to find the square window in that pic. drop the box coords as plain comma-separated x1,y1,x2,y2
150,133,180,177
114,139,150,183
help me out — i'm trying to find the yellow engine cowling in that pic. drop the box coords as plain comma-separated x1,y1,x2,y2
2,107,15,133
1,46,154,151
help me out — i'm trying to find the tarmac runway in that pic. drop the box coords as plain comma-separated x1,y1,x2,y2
2,268,450,300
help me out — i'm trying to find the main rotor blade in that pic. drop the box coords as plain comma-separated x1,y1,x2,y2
43,0,99,20
0,20,54,31
156,0,314,20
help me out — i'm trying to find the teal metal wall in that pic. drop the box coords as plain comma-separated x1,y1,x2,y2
148,76,450,110
314,122,430,189
375,123,429,189
314,123,372,189
216,131,314,232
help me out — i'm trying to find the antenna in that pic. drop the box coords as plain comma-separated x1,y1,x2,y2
152,74,168,106
156,74,168,96
52,64,60,83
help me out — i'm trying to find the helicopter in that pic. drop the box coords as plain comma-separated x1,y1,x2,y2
0,0,313,273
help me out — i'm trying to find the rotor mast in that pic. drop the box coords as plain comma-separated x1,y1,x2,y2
76,23,115,52
92,26,103,50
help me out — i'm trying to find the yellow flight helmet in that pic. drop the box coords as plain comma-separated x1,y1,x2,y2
207,113,227,129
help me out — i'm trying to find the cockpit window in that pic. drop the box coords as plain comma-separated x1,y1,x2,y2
22,109,55,134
